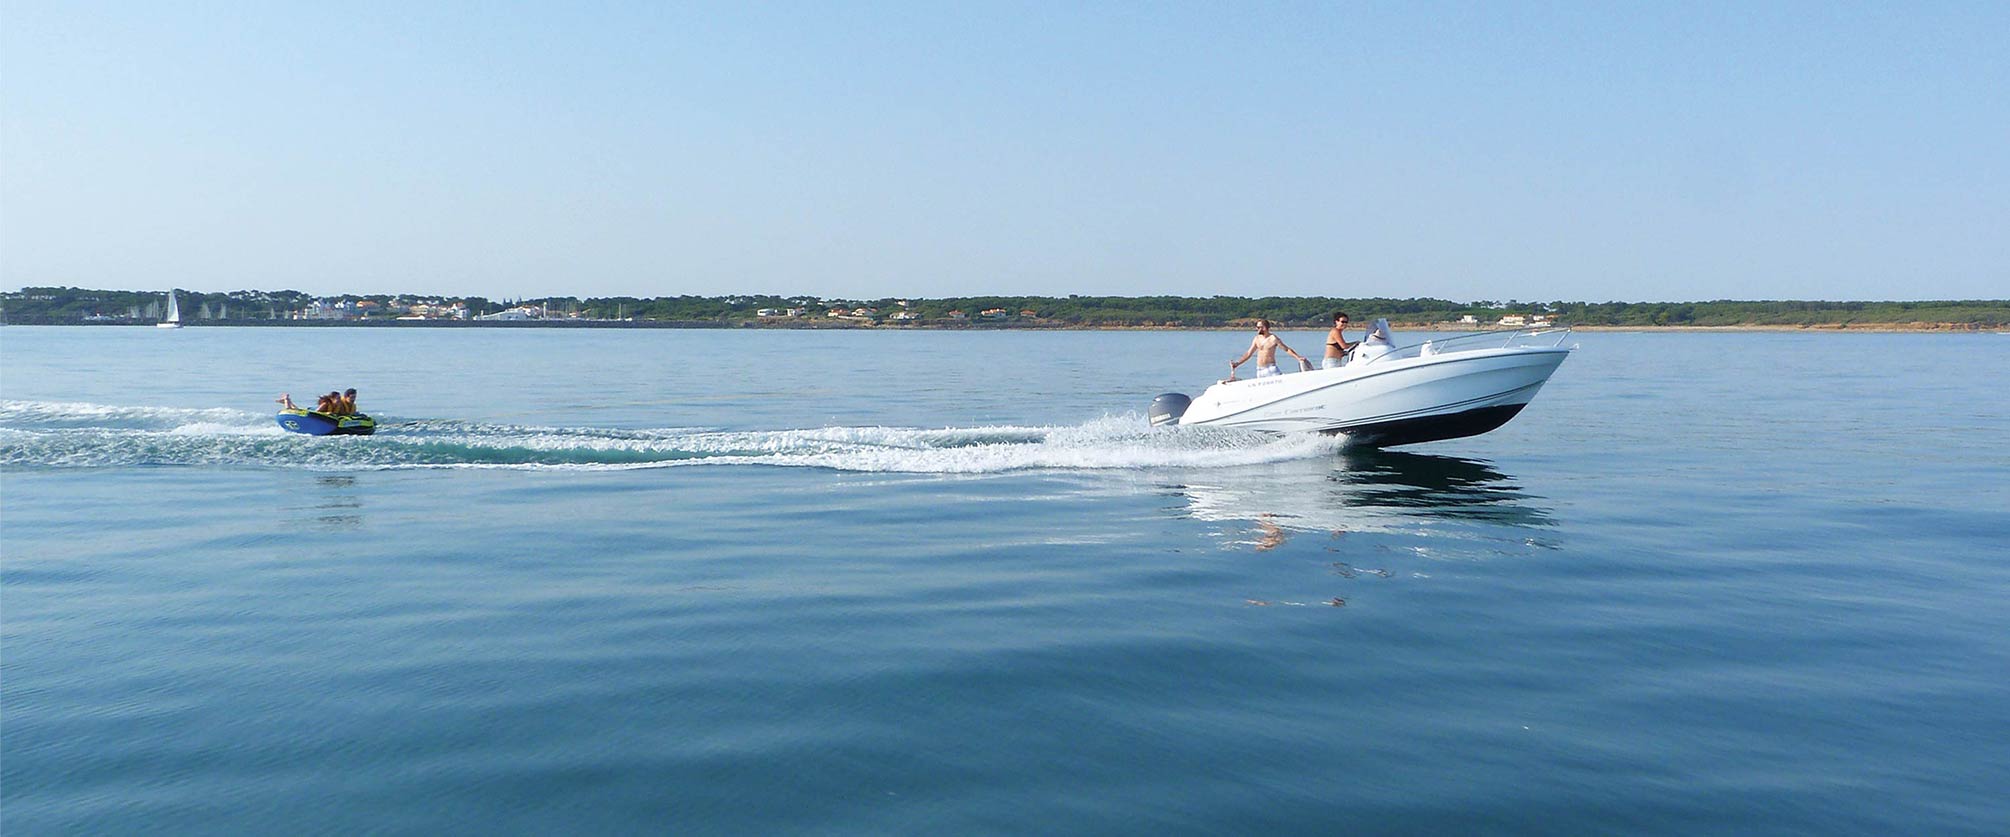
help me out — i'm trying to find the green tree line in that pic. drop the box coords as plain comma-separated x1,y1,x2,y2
4,286,2006,327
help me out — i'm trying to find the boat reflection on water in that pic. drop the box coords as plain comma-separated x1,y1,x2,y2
1168,449,1554,549
1329,449,1553,526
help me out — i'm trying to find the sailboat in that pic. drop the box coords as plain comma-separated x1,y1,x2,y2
158,290,183,329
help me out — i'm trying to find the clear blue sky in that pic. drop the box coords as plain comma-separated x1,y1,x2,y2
3,1,2004,301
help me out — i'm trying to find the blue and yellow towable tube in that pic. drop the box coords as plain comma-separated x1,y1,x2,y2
276,409,377,436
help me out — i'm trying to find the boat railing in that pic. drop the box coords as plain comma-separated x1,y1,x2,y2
1215,325,1571,382
1354,325,1573,366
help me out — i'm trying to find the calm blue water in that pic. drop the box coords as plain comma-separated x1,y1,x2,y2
4,327,2007,833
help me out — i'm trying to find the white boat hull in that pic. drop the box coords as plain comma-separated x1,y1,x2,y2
1176,347,1569,445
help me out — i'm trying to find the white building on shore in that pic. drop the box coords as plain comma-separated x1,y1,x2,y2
294,300,356,320
477,305,544,321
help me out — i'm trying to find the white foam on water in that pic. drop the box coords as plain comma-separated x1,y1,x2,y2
375,413,1339,473
743,417,1341,474
168,422,287,437
0,399,268,431
2,400,1343,473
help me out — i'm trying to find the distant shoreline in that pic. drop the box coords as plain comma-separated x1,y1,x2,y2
1536,322,2001,334
9,288,2005,330
3,320,2000,334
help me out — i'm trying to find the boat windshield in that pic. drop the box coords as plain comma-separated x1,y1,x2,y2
1354,326,1573,367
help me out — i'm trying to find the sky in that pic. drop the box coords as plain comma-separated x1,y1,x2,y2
2,1,2004,302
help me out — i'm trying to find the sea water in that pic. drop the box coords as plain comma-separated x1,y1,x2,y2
3,327,2007,833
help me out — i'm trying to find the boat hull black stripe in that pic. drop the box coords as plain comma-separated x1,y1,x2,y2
1327,403,1530,447
1201,379,1547,433
1193,350,1567,425
1328,380,1546,428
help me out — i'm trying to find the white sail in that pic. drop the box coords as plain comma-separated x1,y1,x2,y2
158,290,183,328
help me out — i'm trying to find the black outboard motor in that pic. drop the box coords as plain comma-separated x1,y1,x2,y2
1149,393,1192,427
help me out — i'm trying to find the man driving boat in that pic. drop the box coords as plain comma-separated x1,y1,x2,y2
1323,311,1354,369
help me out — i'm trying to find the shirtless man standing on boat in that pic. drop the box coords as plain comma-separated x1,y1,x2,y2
1229,319,1308,379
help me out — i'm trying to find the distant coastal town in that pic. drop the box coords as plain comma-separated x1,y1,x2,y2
3,287,2006,330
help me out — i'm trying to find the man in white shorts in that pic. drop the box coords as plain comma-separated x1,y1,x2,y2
1229,319,1308,379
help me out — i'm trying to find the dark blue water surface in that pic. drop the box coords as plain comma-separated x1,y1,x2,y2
4,327,2007,833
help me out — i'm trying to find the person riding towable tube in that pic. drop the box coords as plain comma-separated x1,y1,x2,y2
277,389,361,416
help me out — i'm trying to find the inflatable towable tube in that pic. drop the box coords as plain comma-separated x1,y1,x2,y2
277,409,377,436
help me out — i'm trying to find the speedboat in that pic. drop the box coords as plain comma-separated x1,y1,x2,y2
277,409,377,436
1149,320,1572,447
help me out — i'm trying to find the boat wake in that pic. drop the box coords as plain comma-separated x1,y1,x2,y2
0,400,1341,473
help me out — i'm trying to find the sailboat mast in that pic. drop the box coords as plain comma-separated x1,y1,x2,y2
158,289,184,328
